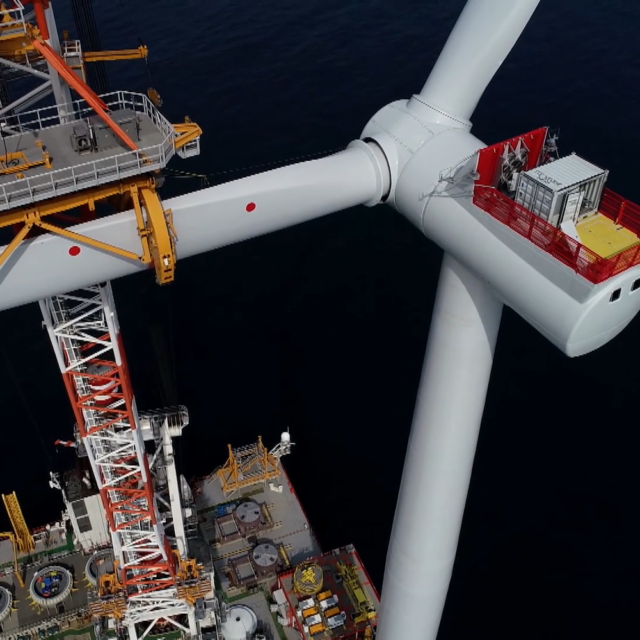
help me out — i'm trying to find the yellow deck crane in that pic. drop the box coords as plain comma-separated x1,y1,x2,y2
2,492,34,554
0,491,34,588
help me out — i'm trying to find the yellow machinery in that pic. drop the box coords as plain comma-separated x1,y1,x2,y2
2,492,34,554
0,146,52,176
336,560,376,623
83,46,148,63
173,552,211,605
278,542,291,570
302,606,319,619
293,561,323,596
89,560,126,619
90,562,125,619
0,492,31,589
173,119,204,152
0,177,179,285
0,8,201,288
214,436,282,497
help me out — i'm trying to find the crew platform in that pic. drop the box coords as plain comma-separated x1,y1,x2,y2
0,92,176,211
472,127,640,284
575,212,640,259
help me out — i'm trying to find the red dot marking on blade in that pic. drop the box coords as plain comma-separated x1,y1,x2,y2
69,246,81,256
246,202,256,212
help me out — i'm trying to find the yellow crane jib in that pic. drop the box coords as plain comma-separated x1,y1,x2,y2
83,46,149,63
173,119,203,151
2,492,34,554
136,185,177,284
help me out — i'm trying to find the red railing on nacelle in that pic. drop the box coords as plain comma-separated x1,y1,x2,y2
599,189,640,234
472,187,640,284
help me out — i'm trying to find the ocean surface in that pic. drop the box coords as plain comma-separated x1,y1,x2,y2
1,1,638,637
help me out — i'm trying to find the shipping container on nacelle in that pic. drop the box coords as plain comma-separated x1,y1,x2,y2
514,153,608,230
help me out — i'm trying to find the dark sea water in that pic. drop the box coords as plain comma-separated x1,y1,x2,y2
1,1,638,638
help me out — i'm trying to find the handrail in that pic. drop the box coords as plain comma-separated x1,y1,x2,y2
599,189,640,234
1,90,171,135
0,92,177,211
0,0,27,34
472,186,640,284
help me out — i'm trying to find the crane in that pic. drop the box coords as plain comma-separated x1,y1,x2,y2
0,1,209,639
0,1,639,639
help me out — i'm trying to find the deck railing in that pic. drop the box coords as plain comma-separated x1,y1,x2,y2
0,0,29,38
472,187,640,284
0,92,177,211
599,188,640,234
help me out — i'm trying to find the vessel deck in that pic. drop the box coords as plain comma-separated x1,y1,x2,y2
195,463,321,595
0,109,166,211
0,551,93,639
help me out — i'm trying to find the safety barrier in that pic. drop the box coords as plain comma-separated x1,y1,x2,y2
472,186,640,284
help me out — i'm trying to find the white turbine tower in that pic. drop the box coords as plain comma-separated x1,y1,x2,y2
1,1,637,638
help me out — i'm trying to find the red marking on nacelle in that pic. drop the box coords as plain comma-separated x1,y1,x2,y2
69,246,81,256
246,202,256,212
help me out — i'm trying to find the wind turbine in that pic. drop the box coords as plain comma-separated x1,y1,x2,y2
1,0,638,638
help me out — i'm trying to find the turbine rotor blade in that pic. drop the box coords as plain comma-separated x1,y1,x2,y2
0,143,387,312
418,0,540,122
377,253,502,640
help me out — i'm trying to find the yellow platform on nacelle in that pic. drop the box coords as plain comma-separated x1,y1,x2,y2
575,212,640,258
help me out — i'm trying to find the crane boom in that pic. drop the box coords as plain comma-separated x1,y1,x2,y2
2,492,35,553
0,2,209,638
29,35,138,152
39,284,194,634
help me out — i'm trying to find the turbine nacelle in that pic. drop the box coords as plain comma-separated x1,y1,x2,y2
361,100,640,357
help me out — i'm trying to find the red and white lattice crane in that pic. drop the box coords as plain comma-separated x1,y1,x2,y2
41,285,198,638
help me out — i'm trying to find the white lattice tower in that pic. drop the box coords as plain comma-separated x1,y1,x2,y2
40,282,192,634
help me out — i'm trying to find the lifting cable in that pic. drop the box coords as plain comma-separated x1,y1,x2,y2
0,345,52,470
163,147,346,187
141,281,178,408
70,0,110,95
